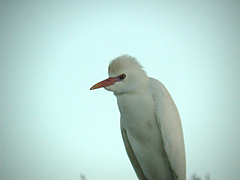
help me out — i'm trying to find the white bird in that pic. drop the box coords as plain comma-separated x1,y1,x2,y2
90,55,186,180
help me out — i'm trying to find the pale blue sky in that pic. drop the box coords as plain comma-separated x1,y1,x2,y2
1,1,240,180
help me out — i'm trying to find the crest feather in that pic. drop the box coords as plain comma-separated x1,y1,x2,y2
108,55,144,75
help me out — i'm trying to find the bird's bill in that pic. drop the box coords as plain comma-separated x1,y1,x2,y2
90,77,120,90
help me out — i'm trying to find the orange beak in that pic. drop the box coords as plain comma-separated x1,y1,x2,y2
90,77,120,90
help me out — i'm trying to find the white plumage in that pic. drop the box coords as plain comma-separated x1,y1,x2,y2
90,55,186,180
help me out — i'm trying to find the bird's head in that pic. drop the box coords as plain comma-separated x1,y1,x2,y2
90,55,149,95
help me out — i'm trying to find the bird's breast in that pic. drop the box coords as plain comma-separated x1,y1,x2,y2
117,92,160,143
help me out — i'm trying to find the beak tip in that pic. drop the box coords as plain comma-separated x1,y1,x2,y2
90,84,100,90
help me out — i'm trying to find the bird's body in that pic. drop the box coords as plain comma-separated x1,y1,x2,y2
119,81,176,179
90,55,185,180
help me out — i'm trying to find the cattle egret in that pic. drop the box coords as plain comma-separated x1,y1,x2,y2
90,55,186,180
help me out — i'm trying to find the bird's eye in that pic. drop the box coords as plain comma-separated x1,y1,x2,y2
119,74,126,80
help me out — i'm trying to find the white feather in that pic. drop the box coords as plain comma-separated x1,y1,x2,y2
91,55,186,180
149,78,186,180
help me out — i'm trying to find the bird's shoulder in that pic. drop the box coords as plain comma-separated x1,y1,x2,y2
148,77,168,97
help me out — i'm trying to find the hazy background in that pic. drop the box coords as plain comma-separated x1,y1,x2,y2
1,1,240,179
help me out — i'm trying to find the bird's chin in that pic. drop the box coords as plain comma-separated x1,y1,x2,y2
104,86,124,96
104,85,121,95
104,86,114,92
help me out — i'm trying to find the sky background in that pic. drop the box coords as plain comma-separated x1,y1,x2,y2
1,0,240,180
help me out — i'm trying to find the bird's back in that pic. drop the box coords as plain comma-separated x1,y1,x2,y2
148,78,186,180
